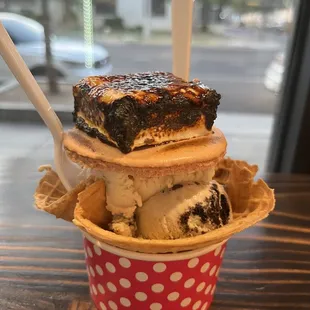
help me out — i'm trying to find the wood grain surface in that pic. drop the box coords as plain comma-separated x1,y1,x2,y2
1,174,310,310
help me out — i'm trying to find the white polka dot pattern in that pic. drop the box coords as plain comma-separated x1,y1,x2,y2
214,245,222,257
135,292,147,301
184,278,195,288
120,297,131,307
188,258,199,268
167,292,180,301
181,297,191,307
220,248,225,258
106,262,116,273
150,302,162,310
98,284,105,294
209,265,217,276
87,246,93,258
95,265,103,276
92,284,97,295
94,245,102,256
136,272,148,282
119,278,131,288
119,257,131,268
89,266,95,277
86,266,91,278
107,282,117,293
211,285,216,295
200,262,210,273
196,282,206,292
205,284,212,295
108,300,118,310
152,283,164,293
193,300,202,310
153,263,166,273
83,237,226,310
170,272,183,282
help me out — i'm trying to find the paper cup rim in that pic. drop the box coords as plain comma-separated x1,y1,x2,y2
83,232,226,261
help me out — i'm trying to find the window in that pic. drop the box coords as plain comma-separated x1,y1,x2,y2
152,0,166,17
95,0,116,15
4,29,17,44
0,0,301,173
7,0,34,3
0,0,5,10
1,2,310,308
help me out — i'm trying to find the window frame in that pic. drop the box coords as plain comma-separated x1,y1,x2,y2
268,0,310,174
151,0,166,17
95,0,116,16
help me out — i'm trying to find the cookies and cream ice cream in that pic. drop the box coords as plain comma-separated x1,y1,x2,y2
136,181,232,239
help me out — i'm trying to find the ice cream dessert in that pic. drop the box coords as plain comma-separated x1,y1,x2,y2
84,166,229,238
64,71,231,239
34,72,275,310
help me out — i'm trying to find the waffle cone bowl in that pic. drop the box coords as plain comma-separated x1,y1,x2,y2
35,158,274,310
35,158,274,254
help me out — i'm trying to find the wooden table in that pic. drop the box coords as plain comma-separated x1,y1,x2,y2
1,174,310,310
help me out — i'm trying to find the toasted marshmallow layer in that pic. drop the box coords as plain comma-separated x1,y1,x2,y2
76,112,211,150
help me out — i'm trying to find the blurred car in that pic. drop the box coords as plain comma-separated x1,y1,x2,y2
0,13,112,83
264,52,285,93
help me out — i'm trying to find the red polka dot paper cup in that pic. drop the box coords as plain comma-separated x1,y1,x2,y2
83,232,226,310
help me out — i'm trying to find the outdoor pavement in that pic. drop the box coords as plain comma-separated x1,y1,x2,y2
0,44,279,115
86,24,286,50
106,44,279,114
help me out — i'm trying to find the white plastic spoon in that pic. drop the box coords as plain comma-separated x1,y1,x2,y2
172,0,194,81
0,22,81,191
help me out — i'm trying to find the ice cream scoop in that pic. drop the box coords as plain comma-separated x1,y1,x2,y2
136,181,232,240
90,168,216,237
133,168,215,202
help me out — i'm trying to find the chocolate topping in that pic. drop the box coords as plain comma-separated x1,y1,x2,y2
179,182,230,234
73,72,221,153
171,184,184,191
220,194,230,224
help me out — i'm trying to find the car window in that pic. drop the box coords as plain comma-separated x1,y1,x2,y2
1,18,44,44
4,28,17,44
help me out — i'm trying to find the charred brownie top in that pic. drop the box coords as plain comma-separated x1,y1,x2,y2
73,72,221,153
73,71,220,105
